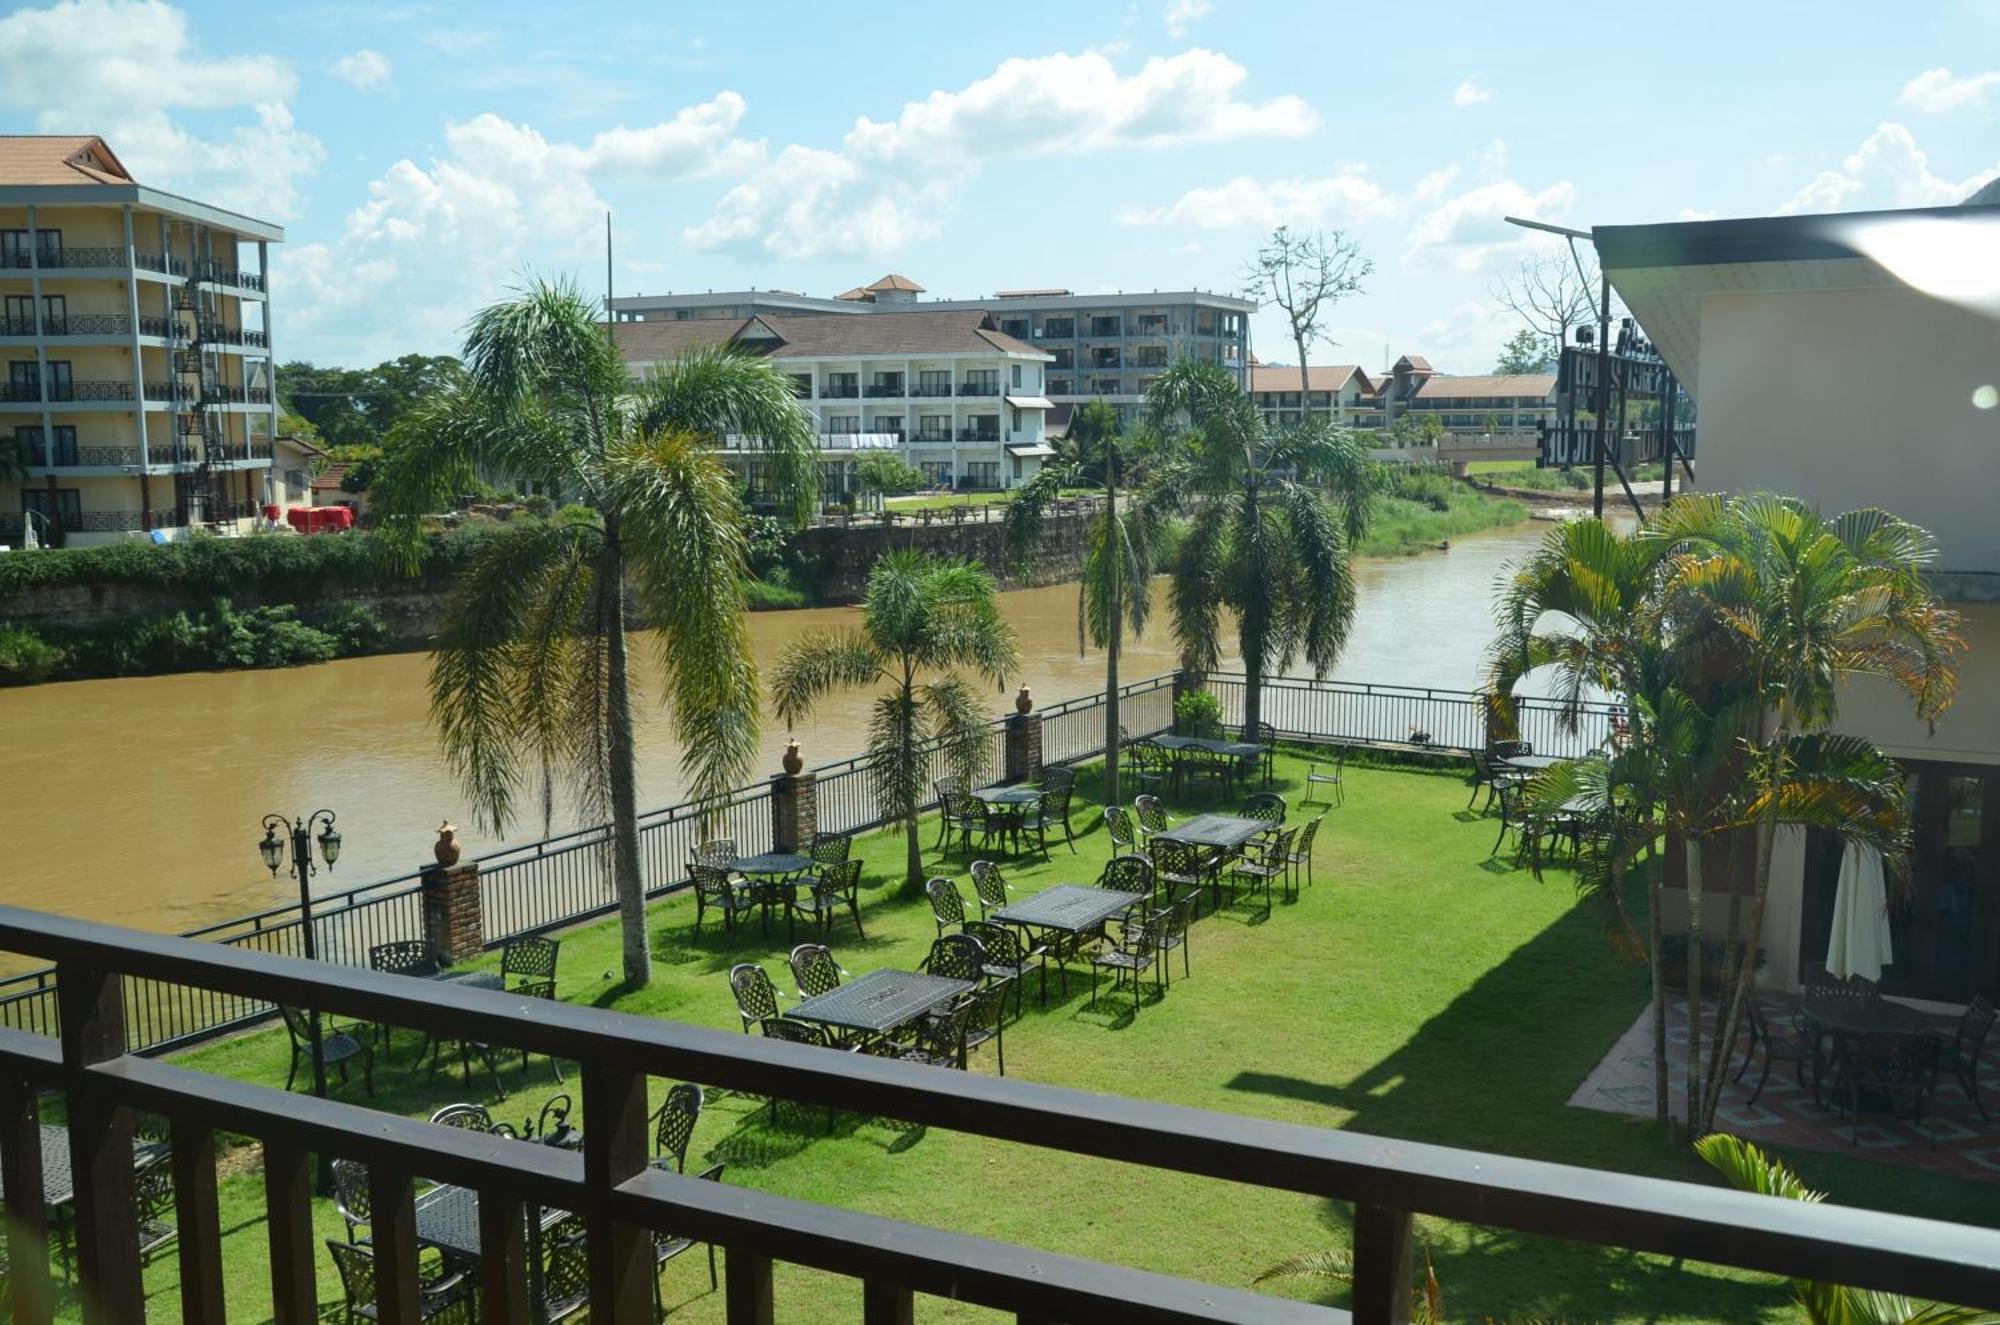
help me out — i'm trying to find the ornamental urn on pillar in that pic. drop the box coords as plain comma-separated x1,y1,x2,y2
433,820,462,867
1015,685,1033,715
781,738,804,776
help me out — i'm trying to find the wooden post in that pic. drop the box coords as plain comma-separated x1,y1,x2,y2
863,1280,914,1324
726,1249,775,1325
56,962,142,1324
1351,1204,1415,1325
0,1077,52,1324
172,1119,226,1325
583,1062,652,1320
263,1141,317,1325
369,1166,421,1322
480,1191,531,1325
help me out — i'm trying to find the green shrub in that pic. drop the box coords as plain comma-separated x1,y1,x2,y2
305,601,390,653
1174,689,1223,737
0,623,64,684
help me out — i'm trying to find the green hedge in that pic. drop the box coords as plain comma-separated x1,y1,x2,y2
0,524,514,604
0,598,392,685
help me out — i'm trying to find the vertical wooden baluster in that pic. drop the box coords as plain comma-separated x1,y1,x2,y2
368,1166,419,1322
171,1117,226,1325
262,1141,316,1325
862,1280,914,1324
725,1248,774,1325
1351,1203,1415,1325
55,961,142,1324
479,1190,530,1325
0,1078,53,1324
581,1062,651,1321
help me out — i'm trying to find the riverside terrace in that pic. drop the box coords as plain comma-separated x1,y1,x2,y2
2,754,1999,1321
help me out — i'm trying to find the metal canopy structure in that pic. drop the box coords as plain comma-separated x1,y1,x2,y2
1543,318,1698,515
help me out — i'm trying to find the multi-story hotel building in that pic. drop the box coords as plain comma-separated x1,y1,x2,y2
610,307,1055,496
1248,362,1374,429
0,136,280,548
609,273,1252,425
1256,353,1557,443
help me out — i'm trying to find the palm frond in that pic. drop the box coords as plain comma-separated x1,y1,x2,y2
630,345,820,524
768,627,882,727
923,674,992,788
1253,1249,1355,1286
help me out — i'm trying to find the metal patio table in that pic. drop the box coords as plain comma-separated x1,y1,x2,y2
1157,813,1271,853
731,851,816,939
1151,734,1266,792
416,1180,572,1322
974,784,1044,853
1801,991,1931,1114
1500,753,1566,773
786,967,973,1039
994,885,1147,998
0,1124,169,1205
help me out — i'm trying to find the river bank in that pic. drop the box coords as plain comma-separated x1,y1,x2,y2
0,488,1528,686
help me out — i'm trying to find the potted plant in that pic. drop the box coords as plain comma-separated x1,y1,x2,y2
1174,690,1224,739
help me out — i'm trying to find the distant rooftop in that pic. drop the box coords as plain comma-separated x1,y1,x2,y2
0,134,134,186
609,307,1049,361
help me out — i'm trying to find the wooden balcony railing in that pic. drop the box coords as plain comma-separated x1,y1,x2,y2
1,904,1997,1324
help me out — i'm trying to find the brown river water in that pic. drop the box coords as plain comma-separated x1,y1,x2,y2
0,520,1559,950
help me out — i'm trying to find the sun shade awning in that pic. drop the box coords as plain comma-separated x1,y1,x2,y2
1004,442,1057,457
1004,394,1054,410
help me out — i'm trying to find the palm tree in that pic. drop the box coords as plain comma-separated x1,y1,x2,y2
1696,1133,2000,1324
1145,358,1376,732
1003,400,1165,807
1646,495,1961,1132
770,552,1019,892
377,279,818,987
1257,1247,1444,1323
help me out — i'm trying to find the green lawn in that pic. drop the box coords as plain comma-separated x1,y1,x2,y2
47,753,1997,1322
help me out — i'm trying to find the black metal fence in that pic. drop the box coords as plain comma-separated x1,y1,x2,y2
0,669,1600,1056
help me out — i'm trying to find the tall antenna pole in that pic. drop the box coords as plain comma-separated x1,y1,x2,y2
604,210,615,346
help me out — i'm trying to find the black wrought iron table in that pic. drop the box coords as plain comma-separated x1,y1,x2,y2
0,1124,168,1205
974,785,1043,852
731,852,816,938
786,968,973,1037
1157,813,1270,852
416,1181,573,1322
994,885,1144,935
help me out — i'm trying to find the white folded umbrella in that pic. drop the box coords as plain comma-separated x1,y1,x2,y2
1826,842,1894,982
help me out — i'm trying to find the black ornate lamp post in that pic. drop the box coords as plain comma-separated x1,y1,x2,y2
258,809,341,1189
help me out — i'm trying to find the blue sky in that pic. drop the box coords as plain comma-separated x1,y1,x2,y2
5,0,1999,370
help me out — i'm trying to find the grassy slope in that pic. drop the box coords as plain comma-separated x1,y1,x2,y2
75,753,1994,1323
1356,485,1529,557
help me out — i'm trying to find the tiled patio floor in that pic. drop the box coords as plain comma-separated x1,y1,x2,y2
1571,996,2000,1183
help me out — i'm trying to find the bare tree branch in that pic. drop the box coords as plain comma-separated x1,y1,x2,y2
1491,251,1601,362
1242,226,1373,398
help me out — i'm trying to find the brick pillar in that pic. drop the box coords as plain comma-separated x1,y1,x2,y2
1005,691,1043,784
421,863,483,965
771,772,818,853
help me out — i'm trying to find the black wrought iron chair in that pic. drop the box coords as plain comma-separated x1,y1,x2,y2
970,860,1014,920
962,919,1047,1013
428,1102,514,1136
1033,766,1077,854
279,1004,374,1096
1840,1032,1940,1145
653,1082,704,1170
809,831,852,866
1181,748,1232,799
1097,852,1156,908
867,998,966,1071
327,1239,470,1325
1148,838,1213,914
788,943,846,1000
1103,804,1139,854
1231,826,1294,910
792,858,865,938
1238,721,1278,787
925,877,967,938
501,935,560,990
692,837,738,871
330,1157,372,1245
958,980,1010,1075
651,1161,725,1312
1091,907,1166,1016
1241,791,1286,825
365,939,438,1049
756,1019,843,1129
132,1153,178,1264
1734,1000,1817,1106
728,963,781,1032
920,932,987,984
1154,889,1198,985
931,777,969,850
1132,794,1174,848
513,977,564,1083
535,1219,592,1323
691,862,756,943
1287,814,1323,891
1934,993,1995,1123
1128,740,1171,796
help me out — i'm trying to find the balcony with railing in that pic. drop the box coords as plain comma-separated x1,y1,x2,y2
1,380,136,404
957,378,1000,397
193,259,267,292
909,380,955,398
0,313,135,337
194,322,271,349
864,376,905,397
958,423,1001,441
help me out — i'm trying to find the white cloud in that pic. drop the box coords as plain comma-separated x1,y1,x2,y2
687,48,1313,260
1451,78,1493,107
330,48,392,91
279,97,761,361
1404,176,1576,272
845,50,1313,163
1164,0,1212,39
1898,67,2000,115
0,0,320,220
1777,122,1999,214
1677,207,1718,222
1119,172,1395,230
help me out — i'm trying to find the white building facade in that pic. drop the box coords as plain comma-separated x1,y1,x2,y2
613,309,1055,497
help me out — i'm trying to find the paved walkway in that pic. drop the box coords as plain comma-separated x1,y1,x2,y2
1571,996,2000,1183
